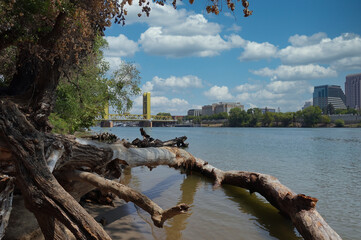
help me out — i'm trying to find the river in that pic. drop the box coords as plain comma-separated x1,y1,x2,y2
90,127,361,240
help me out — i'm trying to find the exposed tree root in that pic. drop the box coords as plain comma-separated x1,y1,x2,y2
0,100,189,239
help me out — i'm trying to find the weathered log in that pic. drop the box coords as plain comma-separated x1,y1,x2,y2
130,128,188,148
72,141,341,240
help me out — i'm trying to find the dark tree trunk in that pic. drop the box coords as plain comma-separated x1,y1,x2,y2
0,100,189,239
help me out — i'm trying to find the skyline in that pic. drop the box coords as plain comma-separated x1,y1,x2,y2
104,0,361,115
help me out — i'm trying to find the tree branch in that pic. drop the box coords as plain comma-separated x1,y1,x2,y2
63,170,189,228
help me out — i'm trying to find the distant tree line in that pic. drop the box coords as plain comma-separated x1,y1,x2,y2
184,112,228,124
185,106,360,128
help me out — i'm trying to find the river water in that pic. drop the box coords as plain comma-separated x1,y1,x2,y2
91,127,361,240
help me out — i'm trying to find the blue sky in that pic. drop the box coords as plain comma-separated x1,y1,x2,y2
104,0,361,115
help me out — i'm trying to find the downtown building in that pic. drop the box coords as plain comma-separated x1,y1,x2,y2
187,109,202,116
313,85,346,110
201,102,244,116
345,73,361,110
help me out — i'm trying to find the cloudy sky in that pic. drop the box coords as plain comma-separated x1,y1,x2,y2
104,0,361,115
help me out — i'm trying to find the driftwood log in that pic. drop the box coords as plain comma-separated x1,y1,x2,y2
0,100,342,240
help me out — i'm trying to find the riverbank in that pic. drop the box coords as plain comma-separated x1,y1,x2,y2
4,194,143,240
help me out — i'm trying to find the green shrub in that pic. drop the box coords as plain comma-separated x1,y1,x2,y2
334,119,345,127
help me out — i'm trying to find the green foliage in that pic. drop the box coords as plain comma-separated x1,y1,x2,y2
262,112,274,127
203,112,228,120
191,116,202,124
50,37,140,134
334,119,345,127
302,106,322,127
335,108,358,115
247,108,262,127
280,112,293,127
228,108,249,127
156,112,171,116
108,62,141,113
326,103,335,115
48,113,73,134
0,46,17,87
321,115,331,125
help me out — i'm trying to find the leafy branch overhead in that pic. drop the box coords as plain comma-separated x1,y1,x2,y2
50,37,141,134
117,0,252,24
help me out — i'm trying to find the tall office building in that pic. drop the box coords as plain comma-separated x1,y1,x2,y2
345,73,361,110
313,85,346,110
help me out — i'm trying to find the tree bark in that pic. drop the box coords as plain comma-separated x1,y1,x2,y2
0,175,15,239
0,100,111,240
0,100,189,239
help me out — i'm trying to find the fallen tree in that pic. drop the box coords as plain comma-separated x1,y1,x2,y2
0,106,342,239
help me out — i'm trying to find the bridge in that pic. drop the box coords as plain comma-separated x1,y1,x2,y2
101,92,176,127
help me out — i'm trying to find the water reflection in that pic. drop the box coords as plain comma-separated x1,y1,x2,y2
164,173,201,239
161,170,301,240
222,185,301,240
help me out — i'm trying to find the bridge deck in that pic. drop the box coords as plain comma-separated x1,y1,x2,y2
105,114,176,122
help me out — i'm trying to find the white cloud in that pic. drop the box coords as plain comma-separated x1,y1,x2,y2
278,33,361,65
132,95,190,115
251,64,337,81
139,27,242,57
104,57,123,73
119,3,245,58
266,81,298,93
151,96,188,106
235,83,262,92
232,80,314,112
266,81,313,94
162,14,221,36
227,23,242,32
141,75,203,94
142,81,154,92
233,32,361,73
204,85,234,101
104,34,138,57
123,3,189,27
152,75,203,88
288,32,327,47
238,40,278,61
235,89,284,109
330,56,361,71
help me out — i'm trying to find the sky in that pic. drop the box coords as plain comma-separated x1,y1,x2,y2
104,0,361,115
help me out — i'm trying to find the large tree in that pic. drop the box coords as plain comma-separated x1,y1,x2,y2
0,1,342,239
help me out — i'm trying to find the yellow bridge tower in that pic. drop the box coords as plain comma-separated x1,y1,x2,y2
143,92,151,120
